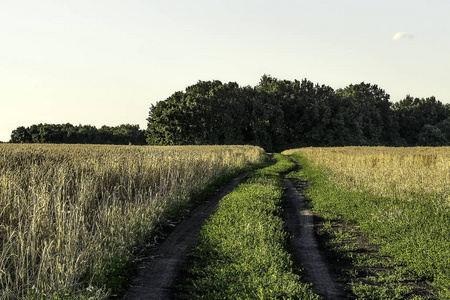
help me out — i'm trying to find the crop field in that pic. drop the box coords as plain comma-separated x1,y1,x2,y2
0,144,263,299
4,144,449,299
284,147,450,299
285,146,450,201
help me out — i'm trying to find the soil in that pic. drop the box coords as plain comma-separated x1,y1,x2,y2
282,161,347,300
121,172,249,300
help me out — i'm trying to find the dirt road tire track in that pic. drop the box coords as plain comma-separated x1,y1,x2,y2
122,172,249,300
283,161,346,300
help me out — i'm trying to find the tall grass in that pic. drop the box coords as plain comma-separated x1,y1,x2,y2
284,147,450,298
0,144,263,299
284,146,450,202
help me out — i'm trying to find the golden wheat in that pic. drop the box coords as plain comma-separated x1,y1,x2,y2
0,144,263,299
283,146,450,204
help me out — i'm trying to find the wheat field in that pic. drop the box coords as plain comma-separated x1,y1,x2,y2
284,146,450,204
0,144,263,299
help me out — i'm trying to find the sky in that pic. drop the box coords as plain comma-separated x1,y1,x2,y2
1,0,449,142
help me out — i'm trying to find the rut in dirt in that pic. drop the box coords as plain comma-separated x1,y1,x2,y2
122,172,249,300
283,159,346,300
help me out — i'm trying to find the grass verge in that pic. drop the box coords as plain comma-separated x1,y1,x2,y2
185,154,320,299
287,153,443,299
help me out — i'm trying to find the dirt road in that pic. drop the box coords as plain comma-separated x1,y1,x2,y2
123,158,344,299
122,172,249,300
283,162,345,299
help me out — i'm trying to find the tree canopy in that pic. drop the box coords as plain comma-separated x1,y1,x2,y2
10,75,449,150
392,95,450,146
10,123,146,145
148,76,449,151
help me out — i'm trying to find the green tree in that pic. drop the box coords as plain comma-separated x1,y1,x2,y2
62,123,77,143
392,96,450,145
253,76,286,151
112,124,145,145
147,91,191,145
10,126,32,143
437,118,450,144
10,123,145,145
417,124,447,146
147,80,249,146
254,75,343,147
147,76,450,149
337,83,398,145
76,125,99,144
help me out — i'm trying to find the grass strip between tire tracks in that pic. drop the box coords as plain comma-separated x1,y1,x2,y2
185,154,320,299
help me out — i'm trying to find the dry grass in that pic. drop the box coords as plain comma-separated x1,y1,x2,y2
0,144,263,299
283,146,450,203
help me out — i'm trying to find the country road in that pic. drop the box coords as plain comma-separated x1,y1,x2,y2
122,157,345,300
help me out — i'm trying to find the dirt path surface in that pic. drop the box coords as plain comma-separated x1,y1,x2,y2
283,162,345,300
122,172,249,300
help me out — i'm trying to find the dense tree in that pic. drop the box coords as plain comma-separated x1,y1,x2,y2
436,118,450,144
253,76,337,147
146,76,450,150
337,83,399,145
11,76,447,149
10,126,32,143
147,80,254,146
9,123,146,145
392,96,450,145
417,124,447,146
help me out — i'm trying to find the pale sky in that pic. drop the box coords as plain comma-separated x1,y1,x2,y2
1,0,449,142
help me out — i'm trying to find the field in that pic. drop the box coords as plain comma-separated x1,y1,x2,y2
284,146,450,201
284,147,450,299
3,144,450,299
0,144,263,299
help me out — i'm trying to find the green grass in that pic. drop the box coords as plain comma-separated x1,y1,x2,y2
186,154,320,299
289,153,448,299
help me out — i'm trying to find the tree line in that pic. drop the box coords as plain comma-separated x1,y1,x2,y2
147,75,450,151
10,123,146,145
9,75,450,150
